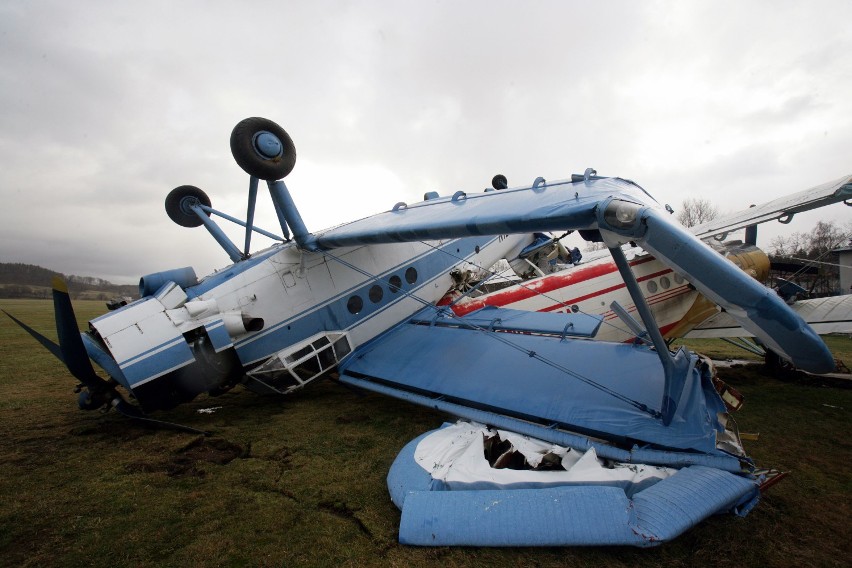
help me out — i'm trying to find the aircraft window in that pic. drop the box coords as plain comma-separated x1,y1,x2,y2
347,295,363,314
317,347,335,368
673,273,684,284
389,275,402,293
369,284,384,303
405,267,418,284
333,336,351,358
660,276,671,290
286,344,314,363
647,280,658,294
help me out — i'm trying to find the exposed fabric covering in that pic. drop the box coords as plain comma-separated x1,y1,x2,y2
413,422,675,496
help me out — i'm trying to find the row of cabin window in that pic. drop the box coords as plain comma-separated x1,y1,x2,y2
346,266,419,315
646,272,685,294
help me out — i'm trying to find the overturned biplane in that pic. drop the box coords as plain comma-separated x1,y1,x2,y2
5,117,838,547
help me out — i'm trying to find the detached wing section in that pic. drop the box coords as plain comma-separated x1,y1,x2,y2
690,174,852,241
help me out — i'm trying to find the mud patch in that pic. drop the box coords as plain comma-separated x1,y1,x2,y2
318,500,372,537
125,437,246,478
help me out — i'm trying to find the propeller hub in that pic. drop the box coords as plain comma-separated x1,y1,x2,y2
253,131,283,159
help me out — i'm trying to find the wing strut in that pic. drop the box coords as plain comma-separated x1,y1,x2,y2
608,246,687,425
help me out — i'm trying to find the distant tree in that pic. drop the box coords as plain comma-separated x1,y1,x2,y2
677,197,719,228
769,220,851,295
0,263,137,299
583,241,607,252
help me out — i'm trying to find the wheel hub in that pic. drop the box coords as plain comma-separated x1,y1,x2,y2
180,196,200,216
253,131,283,159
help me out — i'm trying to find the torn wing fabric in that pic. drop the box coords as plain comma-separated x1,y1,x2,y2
413,422,675,495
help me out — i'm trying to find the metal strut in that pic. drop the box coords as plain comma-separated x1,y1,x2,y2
608,246,685,425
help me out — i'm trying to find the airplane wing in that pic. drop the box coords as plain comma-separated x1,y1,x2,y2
690,174,852,241
685,295,852,338
313,177,618,248
315,174,833,374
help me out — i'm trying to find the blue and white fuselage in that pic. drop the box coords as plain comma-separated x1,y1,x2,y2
85,224,531,411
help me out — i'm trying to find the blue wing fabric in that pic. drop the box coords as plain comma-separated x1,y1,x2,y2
340,307,729,455
314,178,639,248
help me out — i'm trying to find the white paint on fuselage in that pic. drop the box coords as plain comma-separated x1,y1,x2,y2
187,233,532,367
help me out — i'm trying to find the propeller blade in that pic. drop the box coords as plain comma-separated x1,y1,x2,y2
2,309,64,361
51,277,111,391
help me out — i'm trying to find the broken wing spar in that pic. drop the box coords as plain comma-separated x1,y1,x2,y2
315,175,834,374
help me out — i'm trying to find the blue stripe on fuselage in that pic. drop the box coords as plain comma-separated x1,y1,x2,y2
233,236,498,365
121,338,195,387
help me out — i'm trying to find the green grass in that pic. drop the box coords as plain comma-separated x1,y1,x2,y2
1,299,850,567
674,335,852,367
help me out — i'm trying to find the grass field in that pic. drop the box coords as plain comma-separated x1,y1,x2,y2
1,299,850,567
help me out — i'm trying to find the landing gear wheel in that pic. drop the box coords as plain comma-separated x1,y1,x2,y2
492,174,508,190
230,117,296,181
165,185,212,228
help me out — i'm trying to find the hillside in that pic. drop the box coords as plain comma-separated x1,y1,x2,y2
0,263,138,301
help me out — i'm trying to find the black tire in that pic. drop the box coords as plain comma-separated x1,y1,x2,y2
492,174,508,190
165,185,212,228
230,117,296,181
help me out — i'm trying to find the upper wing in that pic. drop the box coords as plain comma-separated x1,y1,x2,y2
686,295,852,339
314,176,635,248
690,174,852,241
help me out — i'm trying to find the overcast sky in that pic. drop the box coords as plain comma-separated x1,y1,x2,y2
1,1,850,284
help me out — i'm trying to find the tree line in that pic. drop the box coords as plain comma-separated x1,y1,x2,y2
0,263,137,299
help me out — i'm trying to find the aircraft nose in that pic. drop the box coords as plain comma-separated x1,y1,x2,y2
254,132,283,159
